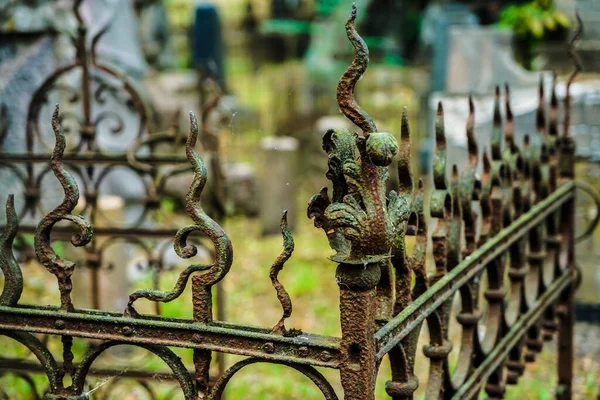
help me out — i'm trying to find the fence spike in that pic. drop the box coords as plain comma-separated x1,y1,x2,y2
337,3,377,135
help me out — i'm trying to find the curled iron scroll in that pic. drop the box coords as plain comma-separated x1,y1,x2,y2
34,106,93,312
209,358,339,400
126,112,233,316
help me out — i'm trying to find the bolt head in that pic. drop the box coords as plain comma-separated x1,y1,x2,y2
263,342,275,354
298,346,309,357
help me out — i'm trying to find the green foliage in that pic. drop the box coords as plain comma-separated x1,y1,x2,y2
498,0,570,40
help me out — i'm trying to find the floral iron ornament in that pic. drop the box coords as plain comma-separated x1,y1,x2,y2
308,3,404,265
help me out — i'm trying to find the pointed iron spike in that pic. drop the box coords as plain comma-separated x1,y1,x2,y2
435,102,446,146
418,179,424,190
336,2,377,134
524,134,530,146
536,78,546,134
505,86,513,122
483,149,491,173
466,98,478,161
493,88,501,126
350,2,357,20
452,164,459,178
401,106,410,140
188,111,199,148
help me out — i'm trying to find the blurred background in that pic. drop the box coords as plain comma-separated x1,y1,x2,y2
1,0,600,398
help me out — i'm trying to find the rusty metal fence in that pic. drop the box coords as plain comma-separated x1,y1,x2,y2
0,3,595,400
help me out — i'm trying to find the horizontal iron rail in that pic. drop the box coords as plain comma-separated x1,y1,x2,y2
0,225,181,238
0,306,342,368
0,153,188,165
452,269,572,399
374,181,575,359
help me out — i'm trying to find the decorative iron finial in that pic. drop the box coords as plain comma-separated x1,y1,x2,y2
308,5,399,265
270,211,295,335
127,112,233,317
0,195,23,306
34,105,93,312
337,3,377,135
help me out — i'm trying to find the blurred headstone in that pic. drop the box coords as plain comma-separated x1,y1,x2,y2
134,0,175,71
421,4,479,93
445,26,540,95
224,163,259,217
191,4,226,89
259,136,299,235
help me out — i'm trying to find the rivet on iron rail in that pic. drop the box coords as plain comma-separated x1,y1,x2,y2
263,342,275,354
55,319,65,330
319,350,332,362
192,334,202,343
122,326,134,336
297,346,309,357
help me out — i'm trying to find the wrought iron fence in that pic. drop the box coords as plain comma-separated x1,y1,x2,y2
0,3,595,400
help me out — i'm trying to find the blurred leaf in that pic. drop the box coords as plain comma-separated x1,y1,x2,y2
555,12,571,28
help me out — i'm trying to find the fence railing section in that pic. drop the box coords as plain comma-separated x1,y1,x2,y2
0,4,590,400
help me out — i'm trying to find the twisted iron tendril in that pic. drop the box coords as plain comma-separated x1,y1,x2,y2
0,194,23,307
126,112,233,317
270,211,295,335
337,3,377,135
34,105,93,312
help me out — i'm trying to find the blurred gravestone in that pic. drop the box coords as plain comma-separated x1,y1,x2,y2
191,4,225,90
446,26,540,95
259,136,299,235
421,3,479,93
